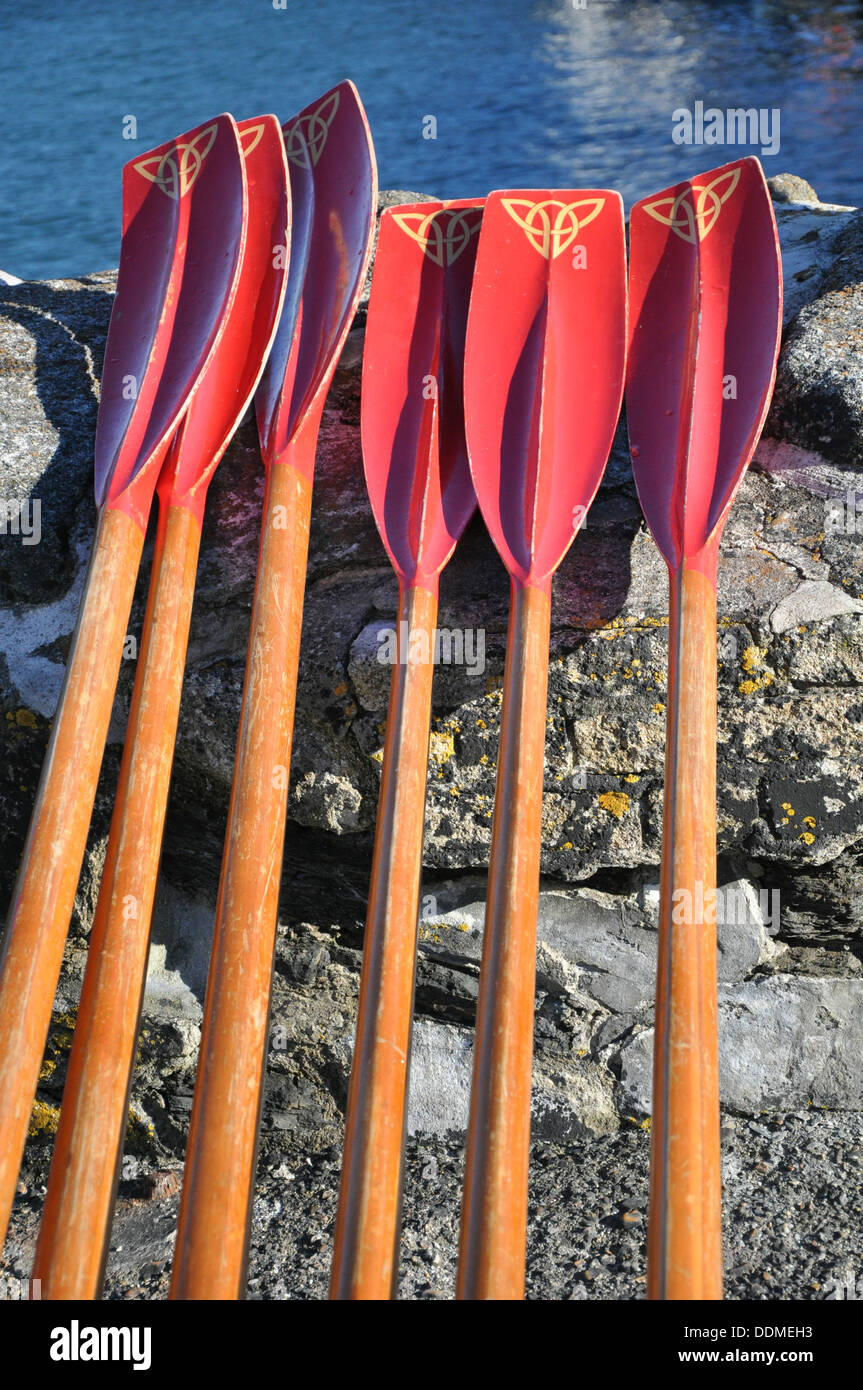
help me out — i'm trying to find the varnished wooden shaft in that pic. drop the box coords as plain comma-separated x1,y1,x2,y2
33,502,203,1298
458,582,552,1300
648,563,722,1300
330,581,438,1300
0,507,144,1247
171,459,313,1300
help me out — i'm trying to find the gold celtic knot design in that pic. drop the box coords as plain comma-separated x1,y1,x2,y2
500,197,605,259
643,166,741,243
134,123,218,200
392,207,483,266
240,123,265,159
284,90,340,169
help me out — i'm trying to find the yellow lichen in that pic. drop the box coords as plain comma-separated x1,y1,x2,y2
29,1101,60,1137
125,1108,155,1146
428,730,455,766
799,832,815,845
741,646,766,673
599,791,630,819
739,672,774,695
15,708,37,729
802,816,816,829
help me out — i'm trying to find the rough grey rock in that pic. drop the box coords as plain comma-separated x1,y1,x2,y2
406,1015,618,1140
0,272,115,605
620,975,863,1115
416,874,781,1016
768,186,857,324
4,1112,862,1301
406,1019,474,1136
769,273,863,471
768,173,820,205
770,579,863,633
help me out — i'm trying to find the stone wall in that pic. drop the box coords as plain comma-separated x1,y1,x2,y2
1,178,862,1217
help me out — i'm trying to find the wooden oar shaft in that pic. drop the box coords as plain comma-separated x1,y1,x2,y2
32,501,202,1298
0,506,144,1246
648,562,722,1300
458,581,551,1301
171,456,313,1300
330,581,438,1300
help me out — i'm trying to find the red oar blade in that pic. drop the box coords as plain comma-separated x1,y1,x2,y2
626,156,783,570
362,199,482,589
95,114,246,531
256,80,377,468
253,126,314,461
464,190,627,591
160,115,290,520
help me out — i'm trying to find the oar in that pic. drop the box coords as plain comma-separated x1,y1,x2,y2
171,81,377,1301
29,117,289,1300
458,189,627,1299
626,156,782,1301
330,198,483,1300
0,115,246,1247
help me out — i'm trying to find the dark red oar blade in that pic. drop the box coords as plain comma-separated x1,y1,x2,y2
466,190,627,589
331,199,482,1300
31,116,290,1300
256,80,376,469
172,82,377,1301
627,155,783,571
97,114,247,530
362,199,481,585
460,190,627,1299
253,125,314,457
0,117,246,1251
162,114,291,517
626,156,782,1301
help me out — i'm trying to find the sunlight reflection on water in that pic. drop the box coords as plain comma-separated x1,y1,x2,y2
1,0,861,278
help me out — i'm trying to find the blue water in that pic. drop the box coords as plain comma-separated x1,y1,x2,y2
1,0,862,280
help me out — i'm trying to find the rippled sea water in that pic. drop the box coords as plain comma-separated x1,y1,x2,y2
1,0,862,278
